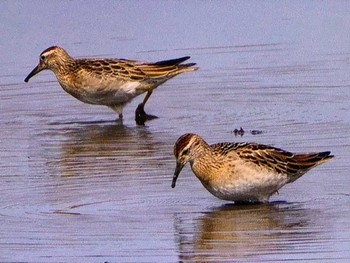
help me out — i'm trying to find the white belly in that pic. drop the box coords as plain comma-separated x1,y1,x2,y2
202,172,289,203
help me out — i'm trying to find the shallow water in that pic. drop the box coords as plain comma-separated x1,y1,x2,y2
1,1,349,262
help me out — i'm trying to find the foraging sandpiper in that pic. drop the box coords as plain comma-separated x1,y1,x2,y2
172,133,333,203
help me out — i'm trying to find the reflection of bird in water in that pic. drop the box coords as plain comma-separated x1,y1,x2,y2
174,203,319,262
172,133,333,203
24,46,198,125
45,123,164,177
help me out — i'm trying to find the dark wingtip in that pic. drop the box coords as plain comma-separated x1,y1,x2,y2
154,56,191,66
321,151,334,159
182,62,197,67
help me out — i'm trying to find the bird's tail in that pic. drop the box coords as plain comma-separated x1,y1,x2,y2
140,56,198,77
288,151,334,182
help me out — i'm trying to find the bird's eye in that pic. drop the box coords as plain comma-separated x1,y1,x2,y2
182,148,190,155
40,55,46,61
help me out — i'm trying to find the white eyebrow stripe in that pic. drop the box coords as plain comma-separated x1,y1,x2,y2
41,48,56,56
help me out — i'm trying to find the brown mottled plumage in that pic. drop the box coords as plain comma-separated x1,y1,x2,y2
172,133,333,203
24,46,198,125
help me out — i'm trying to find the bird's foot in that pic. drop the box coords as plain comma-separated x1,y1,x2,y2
114,113,123,124
135,103,158,125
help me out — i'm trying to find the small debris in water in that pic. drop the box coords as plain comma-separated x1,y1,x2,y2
250,130,263,135
231,128,263,136
232,127,245,136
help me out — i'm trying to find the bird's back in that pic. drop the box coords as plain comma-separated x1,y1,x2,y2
212,142,334,182
75,56,197,86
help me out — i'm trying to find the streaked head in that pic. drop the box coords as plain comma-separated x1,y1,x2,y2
24,46,72,82
172,133,204,188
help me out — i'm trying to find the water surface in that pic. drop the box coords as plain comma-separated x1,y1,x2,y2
0,1,349,262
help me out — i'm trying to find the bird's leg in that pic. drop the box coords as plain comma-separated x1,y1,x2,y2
117,113,123,123
135,90,158,125
109,105,124,123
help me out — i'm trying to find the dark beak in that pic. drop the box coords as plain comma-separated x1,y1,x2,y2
24,64,42,83
171,162,184,188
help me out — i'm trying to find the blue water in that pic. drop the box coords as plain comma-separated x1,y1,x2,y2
0,1,349,262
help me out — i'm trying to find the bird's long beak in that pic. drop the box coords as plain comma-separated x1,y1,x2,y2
24,64,43,82
171,162,184,188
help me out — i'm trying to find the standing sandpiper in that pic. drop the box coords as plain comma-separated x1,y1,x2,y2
24,46,198,125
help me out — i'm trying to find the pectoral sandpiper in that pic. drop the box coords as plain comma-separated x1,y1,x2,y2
172,133,333,203
24,46,198,125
